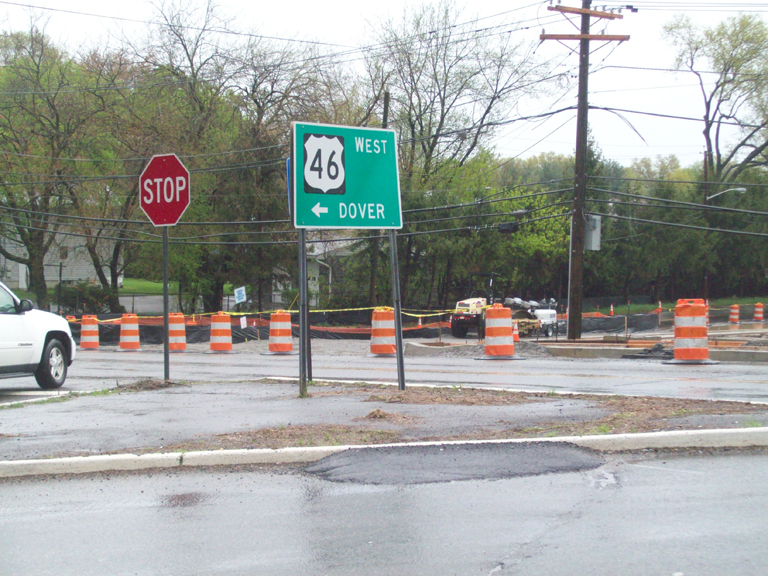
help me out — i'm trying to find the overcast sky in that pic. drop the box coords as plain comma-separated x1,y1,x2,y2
1,0,767,168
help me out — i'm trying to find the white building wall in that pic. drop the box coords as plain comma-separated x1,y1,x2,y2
0,235,116,290
271,259,321,308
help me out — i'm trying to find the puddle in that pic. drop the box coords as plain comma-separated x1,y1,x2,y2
160,492,207,508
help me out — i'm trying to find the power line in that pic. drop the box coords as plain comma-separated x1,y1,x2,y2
0,0,351,47
590,210,768,238
402,186,572,215
406,201,572,226
0,203,292,227
590,105,767,129
596,64,766,76
592,175,765,188
589,187,768,217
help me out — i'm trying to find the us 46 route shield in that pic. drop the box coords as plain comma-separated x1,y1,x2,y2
292,122,402,229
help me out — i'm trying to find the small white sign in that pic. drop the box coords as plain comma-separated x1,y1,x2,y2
234,286,247,304
239,316,247,329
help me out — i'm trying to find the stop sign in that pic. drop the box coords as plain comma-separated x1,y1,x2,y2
140,154,191,226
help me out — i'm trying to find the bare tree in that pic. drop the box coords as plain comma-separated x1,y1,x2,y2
361,1,551,303
664,14,768,182
370,1,549,192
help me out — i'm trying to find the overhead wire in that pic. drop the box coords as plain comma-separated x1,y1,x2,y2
590,210,768,238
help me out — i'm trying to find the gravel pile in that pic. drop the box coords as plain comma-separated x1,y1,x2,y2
135,337,552,357
422,341,551,358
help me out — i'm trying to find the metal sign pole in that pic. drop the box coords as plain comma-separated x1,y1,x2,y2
388,229,406,391
162,227,170,381
298,228,308,397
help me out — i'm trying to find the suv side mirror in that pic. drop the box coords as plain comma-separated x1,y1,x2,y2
18,299,34,312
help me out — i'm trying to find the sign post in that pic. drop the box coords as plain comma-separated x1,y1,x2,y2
140,153,191,381
292,121,404,391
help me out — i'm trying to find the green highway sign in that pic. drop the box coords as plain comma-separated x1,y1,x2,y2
292,122,402,229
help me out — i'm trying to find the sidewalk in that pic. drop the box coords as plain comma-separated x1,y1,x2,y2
2,375,768,478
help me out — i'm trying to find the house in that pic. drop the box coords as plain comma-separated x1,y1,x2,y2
0,235,119,290
270,236,356,308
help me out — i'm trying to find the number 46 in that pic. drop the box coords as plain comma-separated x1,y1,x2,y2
309,149,340,180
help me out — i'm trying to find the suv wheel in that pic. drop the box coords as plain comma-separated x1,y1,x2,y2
35,338,68,389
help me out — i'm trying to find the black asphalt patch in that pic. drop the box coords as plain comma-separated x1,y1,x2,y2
305,442,603,484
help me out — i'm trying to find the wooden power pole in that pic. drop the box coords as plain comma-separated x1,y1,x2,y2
541,1,629,340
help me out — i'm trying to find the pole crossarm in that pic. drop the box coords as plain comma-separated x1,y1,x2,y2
548,5,624,19
540,34,630,41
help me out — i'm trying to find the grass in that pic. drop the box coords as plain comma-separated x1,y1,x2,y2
583,297,768,315
119,278,233,296
0,394,75,410
119,278,179,295
744,419,765,428
0,380,183,411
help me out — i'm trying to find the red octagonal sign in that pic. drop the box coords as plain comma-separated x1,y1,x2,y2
140,153,191,227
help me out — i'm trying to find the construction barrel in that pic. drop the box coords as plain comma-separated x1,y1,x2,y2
370,307,396,356
210,312,233,353
80,315,99,350
119,314,141,351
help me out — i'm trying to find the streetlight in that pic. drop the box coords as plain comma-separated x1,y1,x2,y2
706,187,747,201
702,187,747,300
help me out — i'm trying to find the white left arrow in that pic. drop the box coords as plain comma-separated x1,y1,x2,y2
311,202,329,218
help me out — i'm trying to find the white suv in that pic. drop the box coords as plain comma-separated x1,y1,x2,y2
0,280,76,389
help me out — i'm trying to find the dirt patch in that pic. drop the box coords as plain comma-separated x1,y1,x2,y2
489,395,768,439
358,409,418,424
118,379,185,392
355,384,542,406
308,383,540,406
153,425,402,453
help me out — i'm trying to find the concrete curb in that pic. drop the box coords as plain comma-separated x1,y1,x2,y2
2,428,767,479
543,345,768,362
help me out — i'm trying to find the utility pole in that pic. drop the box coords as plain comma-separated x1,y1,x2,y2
541,1,629,340
703,150,709,300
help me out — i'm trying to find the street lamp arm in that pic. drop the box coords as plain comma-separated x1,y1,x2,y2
706,187,747,201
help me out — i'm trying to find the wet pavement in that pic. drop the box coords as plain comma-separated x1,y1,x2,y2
2,449,767,575
305,442,603,484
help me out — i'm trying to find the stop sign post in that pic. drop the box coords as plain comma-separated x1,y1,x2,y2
139,154,191,381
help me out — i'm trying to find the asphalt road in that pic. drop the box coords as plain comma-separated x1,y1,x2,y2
11,344,768,403
2,448,766,575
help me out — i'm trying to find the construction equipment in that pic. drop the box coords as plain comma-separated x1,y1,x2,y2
449,274,557,339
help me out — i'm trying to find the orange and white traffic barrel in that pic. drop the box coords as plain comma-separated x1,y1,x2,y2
729,304,740,325
370,307,396,356
168,313,186,352
512,320,520,342
209,312,233,353
610,303,614,316
119,314,140,351
477,304,517,360
80,315,99,350
262,310,296,355
754,303,764,322
664,299,716,365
